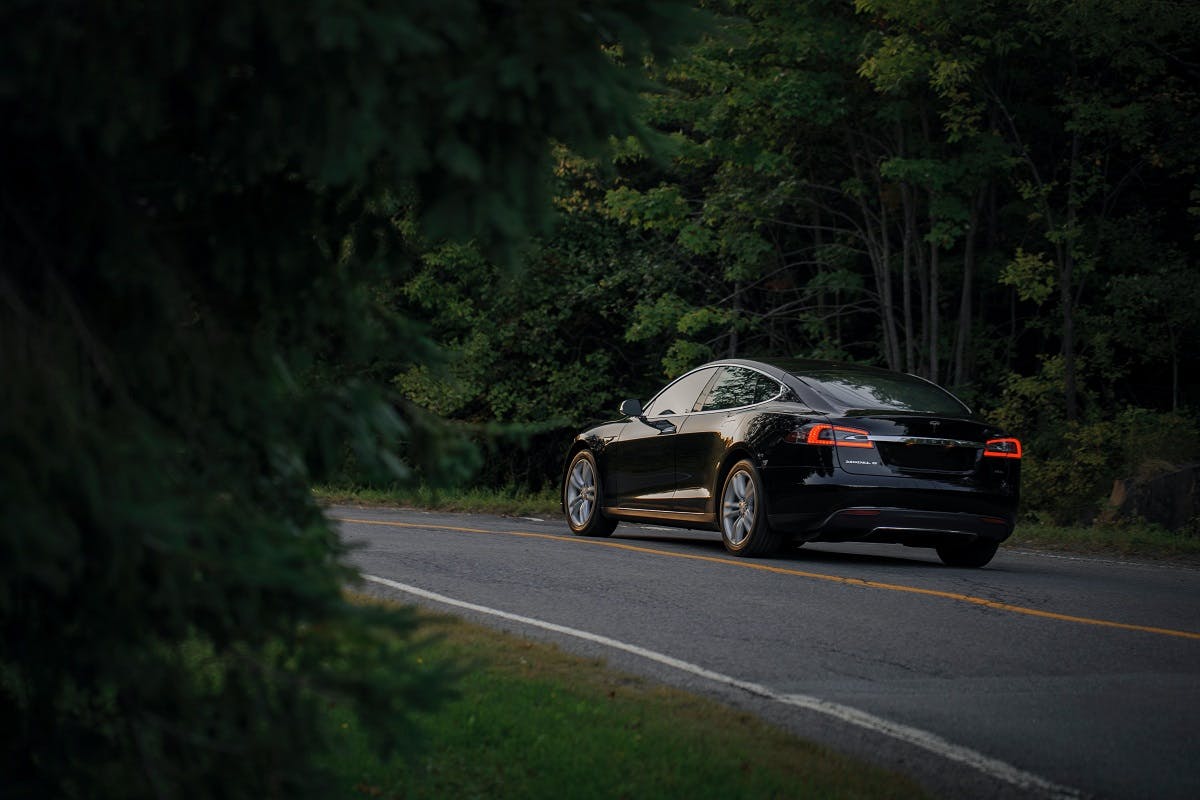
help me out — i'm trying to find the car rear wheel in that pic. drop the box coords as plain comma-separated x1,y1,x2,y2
564,450,617,537
719,459,782,557
936,538,999,568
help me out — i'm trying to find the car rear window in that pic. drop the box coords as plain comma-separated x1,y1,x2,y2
794,369,969,415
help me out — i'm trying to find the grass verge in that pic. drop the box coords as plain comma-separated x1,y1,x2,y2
313,484,561,517
330,597,928,799
1009,521,1200,562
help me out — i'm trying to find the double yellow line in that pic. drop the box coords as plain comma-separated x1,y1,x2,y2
334,516,1200,642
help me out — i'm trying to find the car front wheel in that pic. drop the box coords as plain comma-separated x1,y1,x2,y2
719,459,782,557
564,450,617,537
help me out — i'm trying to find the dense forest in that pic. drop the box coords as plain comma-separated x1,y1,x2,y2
390,0,1200,524
3,2,1198,797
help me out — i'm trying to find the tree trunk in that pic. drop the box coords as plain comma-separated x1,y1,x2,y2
900,183,919,373
1171,332,1179,412
846,131,901,371
729,281,741,357
927,193,940,384
878,176,901,370
917,104,933,379
1061,129,1080,421
897,122,916,373
953,191,982,387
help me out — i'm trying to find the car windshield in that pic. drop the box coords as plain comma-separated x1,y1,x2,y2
794,369,970,415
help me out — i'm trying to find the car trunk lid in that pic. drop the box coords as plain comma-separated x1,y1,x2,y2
822,413,1002,477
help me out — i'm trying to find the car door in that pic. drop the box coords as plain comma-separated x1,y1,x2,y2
607,367,719,510
673,366,779,513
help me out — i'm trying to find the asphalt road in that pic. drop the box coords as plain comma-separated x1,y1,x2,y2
333,506,1200,800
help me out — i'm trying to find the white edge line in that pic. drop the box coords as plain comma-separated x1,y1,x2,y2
1007,548,1200,572
362,573,1079,799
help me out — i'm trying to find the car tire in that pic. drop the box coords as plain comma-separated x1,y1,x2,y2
719,459,782,557
936,539,999,568
563,450,617,537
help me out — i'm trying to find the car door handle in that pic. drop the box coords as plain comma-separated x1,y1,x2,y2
647,419,676,434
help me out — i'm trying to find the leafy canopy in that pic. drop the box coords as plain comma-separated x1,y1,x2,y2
0,2,700,797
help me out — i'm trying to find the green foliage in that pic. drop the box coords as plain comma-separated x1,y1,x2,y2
1017,409,1200,527
663,339,719,378
376,0,1199,523
313,485,562,518
988,356,1071,438
678,305,735,337
0,1,699,797
1106,249,1200,375
857,32,933,95
1000,249,1057,305
386,205,682,488
990,366,1200,524
1020,420,1125,525
604,185,692,231
627,293,693,342
397,216,644,427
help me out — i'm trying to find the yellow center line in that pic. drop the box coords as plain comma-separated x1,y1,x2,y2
334,516,1200,642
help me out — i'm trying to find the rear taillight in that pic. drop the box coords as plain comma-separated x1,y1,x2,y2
984,438,1022,459
786,424,874,448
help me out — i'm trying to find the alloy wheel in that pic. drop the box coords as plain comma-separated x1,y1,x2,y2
567,457,597,528
722,468,756,545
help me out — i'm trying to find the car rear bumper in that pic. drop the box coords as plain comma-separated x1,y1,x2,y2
762,467,1017,544
778,506,1014,545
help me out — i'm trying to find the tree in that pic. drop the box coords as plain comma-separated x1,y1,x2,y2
0,2,699,796
937,0,1200,419
304,0,1199,521
1107,248,1200,412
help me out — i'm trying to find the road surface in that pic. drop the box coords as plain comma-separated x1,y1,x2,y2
333,506,1200,799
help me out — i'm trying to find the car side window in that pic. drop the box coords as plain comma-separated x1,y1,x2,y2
754,372,783,403
643,367,718,417
700,366,764,411
696,367,781,411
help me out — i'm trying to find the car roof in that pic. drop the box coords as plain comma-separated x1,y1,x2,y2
699,357,904,383
695,358,967,415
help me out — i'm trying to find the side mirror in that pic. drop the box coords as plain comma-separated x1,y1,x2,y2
619,398,643,418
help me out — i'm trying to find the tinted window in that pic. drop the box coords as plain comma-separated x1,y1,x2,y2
644,367,718,417
701,367,777,411
794,369,969,415
754,372,782,403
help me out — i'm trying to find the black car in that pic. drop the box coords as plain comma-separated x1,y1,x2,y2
562,359,1021,567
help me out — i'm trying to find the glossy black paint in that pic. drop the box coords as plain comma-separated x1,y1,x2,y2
565,359,1021,554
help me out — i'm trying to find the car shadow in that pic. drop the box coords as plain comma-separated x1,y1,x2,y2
782,544,947,570
612,530,951,570
614,531,727,551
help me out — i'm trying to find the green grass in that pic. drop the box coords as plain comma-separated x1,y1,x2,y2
313,484,561,517
329,601,928,799
1009,521,1200,562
